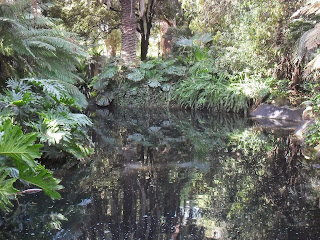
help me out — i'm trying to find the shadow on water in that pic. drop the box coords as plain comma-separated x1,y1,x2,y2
1,108,320,240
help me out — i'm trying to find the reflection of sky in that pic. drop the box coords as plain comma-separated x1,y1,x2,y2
180,198,227,239
180,201,202,223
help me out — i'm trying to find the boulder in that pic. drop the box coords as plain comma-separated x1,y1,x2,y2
250,104,304,122
294,120,314,141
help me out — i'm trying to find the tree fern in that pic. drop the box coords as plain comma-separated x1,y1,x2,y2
24,78,88,108
0,0,88,85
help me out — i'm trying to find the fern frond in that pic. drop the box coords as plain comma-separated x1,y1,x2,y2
291,1,320,18
59,82,88,108
25,40,57,52
304,53,320,75
24,78,67,101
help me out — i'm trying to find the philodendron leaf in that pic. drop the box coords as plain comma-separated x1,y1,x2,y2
0,169,18,212
19,163,63,199
127,69,145,82
164,65,186,76
147,75,166,83
0,121,63,201
140,61,155,70
148,79,161,88
0,120,42,169
161,84,171,92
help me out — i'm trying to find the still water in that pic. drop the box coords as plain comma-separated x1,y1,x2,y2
1,109,320,240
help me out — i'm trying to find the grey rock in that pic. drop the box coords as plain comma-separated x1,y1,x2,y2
250,104,304,122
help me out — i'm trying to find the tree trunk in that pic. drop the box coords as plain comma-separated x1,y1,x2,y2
33,0,38,18
138,0,155,61
160,19,174,57
140,21,151,61
121,0,137,65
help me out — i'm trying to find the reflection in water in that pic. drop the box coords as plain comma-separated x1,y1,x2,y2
1,109,320,240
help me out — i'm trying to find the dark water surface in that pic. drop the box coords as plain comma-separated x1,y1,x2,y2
1,109,320,240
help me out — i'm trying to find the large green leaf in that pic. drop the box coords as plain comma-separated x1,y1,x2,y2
140,61,155,70
0,121,63,201
164,65,186,76
0,121,42,169
0,169,18,212
127,69,145,82
148,79,161,88
19,164,63,199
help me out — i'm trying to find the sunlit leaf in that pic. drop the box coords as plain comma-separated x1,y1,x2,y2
148,79,161,88
0,121,42,169
127,69,145,82
161,84,171,92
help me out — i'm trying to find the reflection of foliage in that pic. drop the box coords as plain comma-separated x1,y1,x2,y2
2,110,320,239
228,129,272,155
46,212,68,230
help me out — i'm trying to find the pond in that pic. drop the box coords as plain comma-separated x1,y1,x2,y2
1,109,320,240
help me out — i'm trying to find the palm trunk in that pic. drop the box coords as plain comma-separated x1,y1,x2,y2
121,0,137,65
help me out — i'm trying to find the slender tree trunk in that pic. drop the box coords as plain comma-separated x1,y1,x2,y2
140,29,150,61
160,19,174,57
139,0,155,61
121,0,137,65
33,0,38,18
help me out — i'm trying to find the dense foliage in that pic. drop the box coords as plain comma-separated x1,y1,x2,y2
0,0,93,212
2,0,320,218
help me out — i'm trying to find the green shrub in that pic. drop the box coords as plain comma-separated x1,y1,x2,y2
0,78,93,160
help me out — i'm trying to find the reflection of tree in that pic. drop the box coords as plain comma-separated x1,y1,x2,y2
191,133,320,240
1,109,320,239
